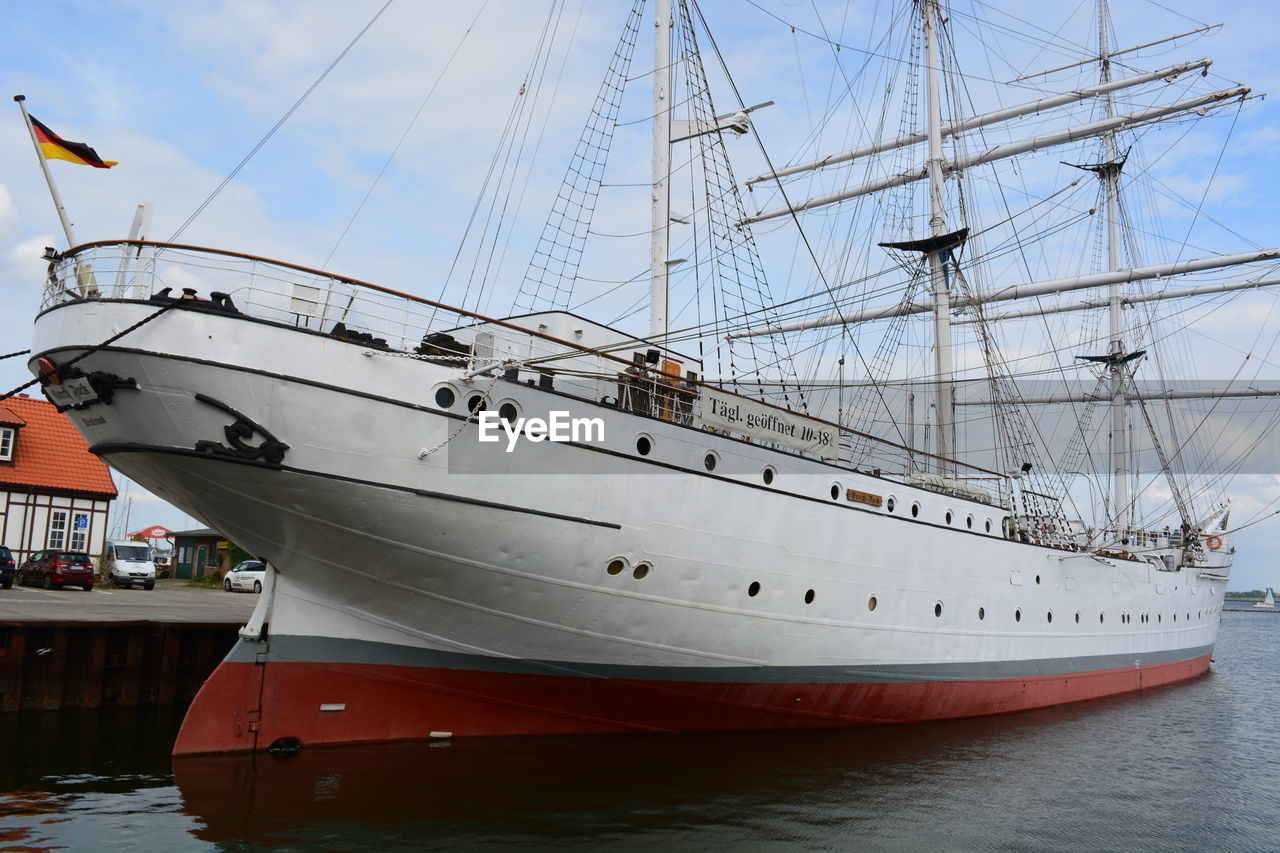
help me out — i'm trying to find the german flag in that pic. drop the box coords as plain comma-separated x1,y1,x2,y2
30,115,117,168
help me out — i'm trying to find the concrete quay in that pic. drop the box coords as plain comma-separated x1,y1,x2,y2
0,578,258,623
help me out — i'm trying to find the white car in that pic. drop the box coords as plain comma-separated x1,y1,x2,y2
224,560,266,593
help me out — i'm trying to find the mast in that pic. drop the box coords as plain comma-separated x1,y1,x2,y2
1099,0,1129,535
650,0,673,346
923,0,955,474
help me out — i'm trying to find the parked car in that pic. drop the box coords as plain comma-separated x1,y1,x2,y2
0,546,15,589
17,550,95,591
224,560,265,593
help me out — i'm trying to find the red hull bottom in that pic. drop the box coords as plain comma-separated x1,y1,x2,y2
172,653,1212,756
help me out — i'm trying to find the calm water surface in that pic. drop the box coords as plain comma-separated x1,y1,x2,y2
1,609,1276,851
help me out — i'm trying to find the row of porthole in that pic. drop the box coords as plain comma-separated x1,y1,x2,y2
883,495,995,533
435,386,519,423
443,391,983,525
442,388,996,534
745,581,816,604
876,598,1206,625
604,558,1215,622
606,557,650,580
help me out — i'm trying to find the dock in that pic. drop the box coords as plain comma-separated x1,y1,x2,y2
0,580,256,711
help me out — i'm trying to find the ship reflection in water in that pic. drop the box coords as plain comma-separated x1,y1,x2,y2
0,611,1275,851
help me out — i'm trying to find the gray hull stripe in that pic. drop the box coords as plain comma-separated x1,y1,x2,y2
229,634,1214,684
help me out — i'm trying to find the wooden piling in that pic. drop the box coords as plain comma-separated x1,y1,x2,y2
0,622,239,712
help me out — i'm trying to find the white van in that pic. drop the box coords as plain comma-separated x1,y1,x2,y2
104,540,157,590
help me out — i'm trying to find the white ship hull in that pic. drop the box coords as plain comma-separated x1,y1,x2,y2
30,285,1228,755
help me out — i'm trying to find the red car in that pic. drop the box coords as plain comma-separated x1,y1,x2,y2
17,550,95,591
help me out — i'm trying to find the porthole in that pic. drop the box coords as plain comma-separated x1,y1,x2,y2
636,435,653,456
830,483,840,501
985,519,992,533
1047,611,1053,623
703,452,718,472
978,606,985,621
1075,612,1080,624
632,562,651,580
804,589,815,605
934,602,943,618
606,558,626,576
966,515,973,529
1173,613,1177,622
1035,575,1041,585
945,511,953,525
467,394,486,413
911,502,920,518
1015,608,1022,622
762,467,775,485
434,386,456,409
498,401,519,424
1100,613,1105,624
748,581,760,597
886,496,896,513
1158,614,1162,623
867,595,878,612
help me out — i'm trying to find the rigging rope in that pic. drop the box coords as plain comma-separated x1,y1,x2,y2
168,0,395,243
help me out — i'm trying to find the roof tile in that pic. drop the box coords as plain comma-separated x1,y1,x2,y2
0,395,117,498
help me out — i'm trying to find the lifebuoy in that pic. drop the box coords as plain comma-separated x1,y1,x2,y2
1206,536,1223,551
36,356,60,386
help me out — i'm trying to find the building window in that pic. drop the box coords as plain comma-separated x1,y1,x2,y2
69,512,90,551
49,510,68,550
0,427,13,461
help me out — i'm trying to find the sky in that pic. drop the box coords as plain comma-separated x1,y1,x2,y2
2,0,1280,590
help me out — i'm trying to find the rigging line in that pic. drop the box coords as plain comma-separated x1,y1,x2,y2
611,91,699,127
946,18,1096,517
741,0,1072,90
1172,98,1243,266
438,0,561,308
956,0,1096,81
1096,108,1260,257
481,0,595,318
1116,311,1270,516
0,304,175,403
564,235,1258,378
322,0,491,271
0,350,31,361
1226,506,1280,535
1135,0,1212,29
695,0,905,441
1161,303,1280,508
168,0,395,243
469,0,570,314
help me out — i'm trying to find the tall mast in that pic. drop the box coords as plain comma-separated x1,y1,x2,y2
1099,0,1129,535
923,0,955,475
650,0,673,346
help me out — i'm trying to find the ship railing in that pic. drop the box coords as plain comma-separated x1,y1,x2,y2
42,241,609,391
45,241,1008,485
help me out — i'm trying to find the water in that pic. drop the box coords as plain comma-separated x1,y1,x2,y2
1,609,1276,852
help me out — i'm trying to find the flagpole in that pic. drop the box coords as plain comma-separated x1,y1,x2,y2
13,95,78,248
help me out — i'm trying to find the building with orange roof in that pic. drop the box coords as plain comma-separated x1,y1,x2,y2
0,394,117,567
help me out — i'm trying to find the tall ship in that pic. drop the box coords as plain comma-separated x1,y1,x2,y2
24,0,1276,756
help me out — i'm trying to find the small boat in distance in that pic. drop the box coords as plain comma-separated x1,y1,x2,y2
1254,588,1276,610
